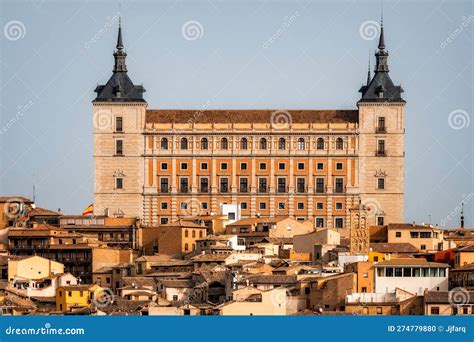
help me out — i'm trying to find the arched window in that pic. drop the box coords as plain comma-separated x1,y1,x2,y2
260,138,267,150
180,138,188,150
278,138,286,150
336,138,344,150
317,138,324,150
297,138,305,150
192,243,196,251
161,138,168,150
199,231,203,238
184,243,189,251
240,138,248,150
184,230,188,238
221,138,228,150
201,138,208,150
192,230,196,238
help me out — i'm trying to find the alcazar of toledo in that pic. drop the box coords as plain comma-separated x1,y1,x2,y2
92,19,405,231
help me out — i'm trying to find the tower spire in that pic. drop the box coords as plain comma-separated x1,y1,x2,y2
374,15,388,73
366,53,371,86
113,16,127,73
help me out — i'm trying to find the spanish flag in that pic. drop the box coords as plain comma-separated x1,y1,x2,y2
82,203,93,215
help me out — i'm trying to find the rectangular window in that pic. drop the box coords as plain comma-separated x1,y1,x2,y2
378,117,386,132
430,307,439,315
201,162,208,170
240,162,247,170
316,218,324,227
239,178,248,193
297,162,305,170
394,268,403,277
220,178,229,193
336,162,343,170
377,217,384,225
221,162,228,170
316,202,323,210
116,177,123,189
335,178,344,193
115,139,123,155
201,202,208,210
180,178,189,193
334,218,344,228
200,178,209,193
335,202,343,210
240,202,247,210
297,202,304,210
278,162,285,170
316,178,325,193
160,218,169,224
259,202,266,210
317,163,324,170
161,202,168,210
278,202,285,210
258,178,267,193
160,178,169,193
277,178,286,193
296,177,305,193
395,231,401,238
161,163,168,170
115,117,123,132
377,178,385,189
259,163,266,170
385,268,394,277
377,140,385,156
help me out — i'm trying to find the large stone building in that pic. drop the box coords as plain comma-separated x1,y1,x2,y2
93,20,405,229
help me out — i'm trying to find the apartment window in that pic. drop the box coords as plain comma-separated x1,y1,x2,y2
377,140,385,155
201,162,208,170
377,217,384,225
184,243,189,251
335,218,344,228
316,202,323,210
316,178,325,193
240,178,248,193
278,162,285,170
297,138,305,150
278,138,286,150
259,162,267,170
317,162,324,170
258,178,267,193
161,202,168,210
115,116,123,132
240,202,248,210
336,162,343,170
317,138,324,150
160,178,169,193
395,232,401,238
115,139,123,155
200,138,208,150
277,178,286,193
421,244,426,250
201,202,208,210
378,117,386,132
335,202,343,210
181,162,188,170
335,178,344,193
316,218,324,228
220,178,229,193
200,178,209,193
377,178,385,189
420,232,431,238
180,138,188,150
297,162,305,170
430,307,440,315
220,162,228,170
181,202,188,210
278,202,285,210
259,202,266,210
221,138,228,150
161,162,168,170
160,218,169,224
336,138,344,150
240,138,248,150
296,177,305,193
157,138,167,151
260,138,267,150
180,178,189,193
240,162,247,170
297,202,304,210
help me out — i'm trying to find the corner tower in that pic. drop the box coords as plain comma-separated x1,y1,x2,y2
92,18,146,218
357,19,405,226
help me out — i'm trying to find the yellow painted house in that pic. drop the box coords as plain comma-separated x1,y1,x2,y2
8,255,64,282
56,284,104,312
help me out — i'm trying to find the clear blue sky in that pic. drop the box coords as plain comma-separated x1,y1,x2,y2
0,0,472,228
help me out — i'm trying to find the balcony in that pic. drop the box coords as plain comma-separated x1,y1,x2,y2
375,150,387,157
376,126,387,133
179,187,189,194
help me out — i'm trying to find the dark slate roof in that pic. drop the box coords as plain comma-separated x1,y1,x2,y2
94,72,146,103
359,71,404,103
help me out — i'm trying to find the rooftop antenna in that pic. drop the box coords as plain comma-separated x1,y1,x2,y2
460,202,465,228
